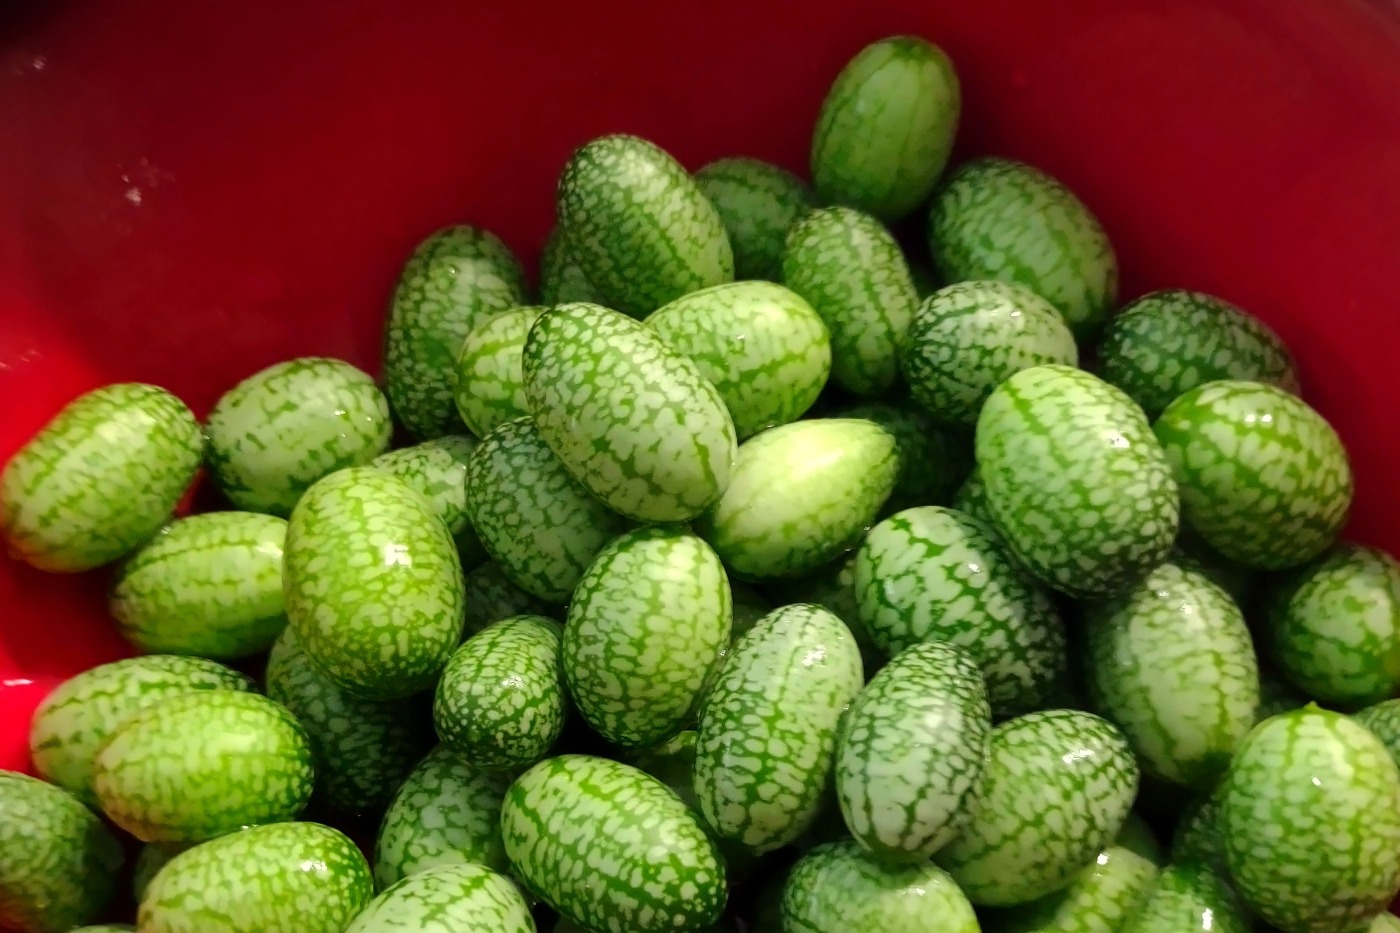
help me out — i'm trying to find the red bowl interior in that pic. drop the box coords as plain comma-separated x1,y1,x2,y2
3,0,1400,827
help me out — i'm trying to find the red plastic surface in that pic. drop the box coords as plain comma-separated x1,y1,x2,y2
2,0,1400,789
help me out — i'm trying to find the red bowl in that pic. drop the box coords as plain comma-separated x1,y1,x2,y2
2,0,1400,844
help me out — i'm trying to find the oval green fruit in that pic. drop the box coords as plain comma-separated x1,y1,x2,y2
837,400,972,512
345,863,533,933
453,306,547,438
1119,864,1250,933
982,844,1159,933
463,560,556,638
1355,699,1400,768
694,156,816,281
370,434,482,565
539,226,602,305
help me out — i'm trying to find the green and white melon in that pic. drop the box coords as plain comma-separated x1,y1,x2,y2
370,434,484,568
1355,699,1400,768
837,400,973,513
694,156,816,281
463,560,556,638
981,843,1160,933
538,225,602,305
765,552,883,673
453,305,547,438
345,863,533,933
1118,864,1250,933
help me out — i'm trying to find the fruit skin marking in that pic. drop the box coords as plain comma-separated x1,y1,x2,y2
1118,863,1250,933
344,863,534,933
453,306,547,439
370,434,483,567
695,156,816,281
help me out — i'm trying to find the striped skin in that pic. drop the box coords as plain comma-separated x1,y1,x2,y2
370,435,483,567
837,400,973,514
138,821,372,933
373,746,513,889
564,527,732,748
435,615,566,770
982,845,1160,933
557,134,733,317
1264,544,1400,709
854,506,1068,717
1082,562,1260,788
1155,380,1353,570
928,158,1118,341
453,306,546,438
205,357,392,516
694,157,816,281
28,655,253,807
345,863,533,933
0,383,202,572
132,843,187,902
1119,864,1250,933
284,467,464,700
501,755,727,933
523,302,738,522
696,419,899,581
977,365,1179,597
265,626,429,822
467,417,631,603
1355,699,1400,767
645,281,832,440
936,710,1140,907
0,772,123,933
782,207,918,397
92,690,314,843
781,840,978,933
901,280,1079,426
835,642,992,860
539,226,603,305
110,511,288,659
696,582,773,707
1170,792,1228,878
810,36,961,222
382,225,526,439
463,561,555,639
557,921,734,933
952,466,1000,532
766,553,884,673
1099,289,1300,418
1221,707,1400,932
694,604,864,853
630,730,702,812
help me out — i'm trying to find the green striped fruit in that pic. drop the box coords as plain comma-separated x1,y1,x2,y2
557,134,733,317
810,36,961,222
382,225,527,439
453,306,547,438
435,615,566,769
694,157,816,281
109,511,287,658
1098,289,1300,418
1156,380,1353,570
695,603,864,853
346,863,533,933
205,357,392,516
1119,864,1250,933
696,418,899,581
0,771,123,933
837,401,973,513
1355,699,1400,767
29,655,254,807
977,365,1179,596
1082,561,1260,788
373,746,513,889
1,383,203,572
782,840,978,933
539,226,603,305
92,690,313,842
1221,707,1400,932
132,842,187,902
1264,544,1400,708
854,506,1067,717
523,302,738,522
370,435,484,567
936,710,1140,906
835,642,991,860
629,729,702,812
981,844,1160,933
782,207,918,396
1170,792,1227,877
645,281,831,439
928,157,1118,341
138,821,372,933
765,552,884,672
564,526,731,747
466,417,631,603
501,754,727,933
284,466,464,700
463,561,555,638
265,626,429,821
901,280,1078,426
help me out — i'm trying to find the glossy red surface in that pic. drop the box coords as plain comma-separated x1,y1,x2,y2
2,0,1399,822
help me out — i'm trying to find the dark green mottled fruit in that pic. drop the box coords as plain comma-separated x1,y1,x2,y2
936,710,1140,906
1,383,203,572
765,552,883,672
928,157,1118,341
138,821,373,933
1264,544,1400,709
538,225,602,305
453,306,547,438
1221,707,1400,933
782,840,978,933
0,771,123,933
501,755,727,933
382,225,526,439
1155,380,1352,570
837,401,972,513
810,36,961,221
284,466,464,700
463,561,555,638
695,157,816,281
977,365,1178,597
345,863,534,933
1169,792,1227,878
1098,289,1300,418
265,626,429,822
1119,864,1250,933
557,134,733,317
982,842,1160,933
371,434,485,568
92,690,314,842
1355,699,1400,768
29,655,254,807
